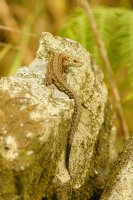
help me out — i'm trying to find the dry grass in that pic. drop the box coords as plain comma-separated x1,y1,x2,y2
0,0,73,76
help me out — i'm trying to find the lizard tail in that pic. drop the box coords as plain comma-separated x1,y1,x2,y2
65,98,82,178
65,142,72,178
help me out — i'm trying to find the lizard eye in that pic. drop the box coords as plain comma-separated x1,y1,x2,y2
74,59,80,64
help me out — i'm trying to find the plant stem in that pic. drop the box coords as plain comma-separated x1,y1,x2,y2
79,0,129,141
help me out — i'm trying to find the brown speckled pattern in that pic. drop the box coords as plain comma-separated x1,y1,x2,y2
46,52,82,176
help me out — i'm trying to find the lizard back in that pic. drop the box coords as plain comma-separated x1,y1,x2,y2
46,52,82,176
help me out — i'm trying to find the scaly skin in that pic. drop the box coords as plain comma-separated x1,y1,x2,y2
46,52,82,177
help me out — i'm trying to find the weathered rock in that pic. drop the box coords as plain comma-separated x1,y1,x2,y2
100,137,133,200
0,32,116,200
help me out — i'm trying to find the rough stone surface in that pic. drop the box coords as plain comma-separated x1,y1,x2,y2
0,32,115,200
100,137,133,200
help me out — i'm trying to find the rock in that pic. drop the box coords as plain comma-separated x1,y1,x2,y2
100,137,133,200
0,32,116,200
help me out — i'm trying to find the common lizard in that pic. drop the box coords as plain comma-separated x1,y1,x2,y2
46,52,82,177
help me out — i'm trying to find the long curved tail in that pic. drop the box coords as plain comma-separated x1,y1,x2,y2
65,98,82,177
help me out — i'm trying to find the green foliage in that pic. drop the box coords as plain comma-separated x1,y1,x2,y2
116,10,133,89
59,7,133,99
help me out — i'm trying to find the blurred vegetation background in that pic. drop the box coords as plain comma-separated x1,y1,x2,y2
0,0,133,146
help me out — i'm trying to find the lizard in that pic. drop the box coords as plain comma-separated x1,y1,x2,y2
45,51,82,177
